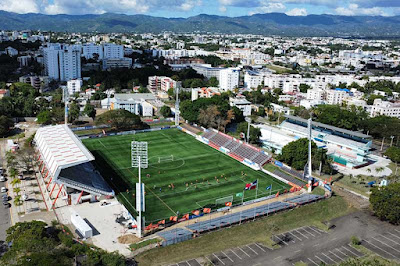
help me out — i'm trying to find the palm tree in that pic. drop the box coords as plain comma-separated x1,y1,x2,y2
14,195,22,206
14,187,21,195
366,168,372,174
10,178,21,188
375,167,384,175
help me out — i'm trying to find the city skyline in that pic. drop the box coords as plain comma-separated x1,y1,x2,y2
1,0,400,18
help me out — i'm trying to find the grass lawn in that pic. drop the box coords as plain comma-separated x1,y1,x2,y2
265,64,296,74
82,129,290,223
136,195,354,266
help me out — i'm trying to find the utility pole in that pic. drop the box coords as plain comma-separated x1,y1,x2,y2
390,136,394,147
381,137,385,151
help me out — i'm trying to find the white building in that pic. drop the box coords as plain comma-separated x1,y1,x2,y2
5,46,18,57
191,87,221,101
230,96,251,116
67,79,83,95
192,64,223,80
82,43,124,60
307,88,325,101
43,44,81,81
110,93,155,116
244,71,264,89
219,68,240,91
370,99,400,118
326,89,349,105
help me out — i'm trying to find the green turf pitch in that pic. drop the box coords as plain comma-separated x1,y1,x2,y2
82,129,290,223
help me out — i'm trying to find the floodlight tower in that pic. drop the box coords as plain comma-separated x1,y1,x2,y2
307,118,313,193
131,141,148,238
175,82,181,126
62,86,69,125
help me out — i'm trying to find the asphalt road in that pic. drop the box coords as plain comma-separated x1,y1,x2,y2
0,143,11,242
173,210,400,266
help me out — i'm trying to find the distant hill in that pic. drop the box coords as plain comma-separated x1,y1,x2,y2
2,11,400,37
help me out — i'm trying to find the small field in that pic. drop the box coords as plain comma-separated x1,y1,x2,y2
82,129,290,223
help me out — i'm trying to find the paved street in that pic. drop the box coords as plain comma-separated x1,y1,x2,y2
0,141,11,242
171,211,400,266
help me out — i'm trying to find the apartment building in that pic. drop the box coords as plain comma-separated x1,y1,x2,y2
43,44,81,81
370,99,400,118
244,71,264,89
219,68,240,91
191,87,221,101
67,79,83,95
326,88,349,105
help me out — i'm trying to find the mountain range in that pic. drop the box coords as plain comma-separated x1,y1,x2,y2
2,11,400,37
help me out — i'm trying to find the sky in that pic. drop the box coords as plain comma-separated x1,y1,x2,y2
1,0,400,18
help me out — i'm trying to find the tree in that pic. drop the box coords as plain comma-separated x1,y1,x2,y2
370,183,400,225
256,106,265,117
95,109,148,130
278,138,333,174
236,122,261,144
160,106,172,117
0,115,13,137
83,103,96,120
207,77,219,87
167,88,174,98
1,220,126,266
36,110,52,125
198,105,220,129
299,83,311,93
68,102,80,123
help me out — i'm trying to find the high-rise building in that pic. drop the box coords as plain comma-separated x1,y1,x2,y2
82,43,124,60
219,68,240,91
43,44,81,81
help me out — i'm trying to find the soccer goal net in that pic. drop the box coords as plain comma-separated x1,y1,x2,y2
158,155,174,163
215,195,233,206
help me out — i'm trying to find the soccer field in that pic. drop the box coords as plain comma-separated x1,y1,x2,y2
82,129,290,223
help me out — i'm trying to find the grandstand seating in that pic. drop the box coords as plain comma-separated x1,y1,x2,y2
253,153,272,166
202,129,271,166
226,139,241,151
202,130,217,140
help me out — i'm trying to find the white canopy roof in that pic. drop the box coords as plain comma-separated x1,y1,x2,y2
34,124,95,181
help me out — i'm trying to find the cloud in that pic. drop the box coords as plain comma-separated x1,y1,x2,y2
219,6,227,12
335,3,387,16
286,7,307,16
259,2,286,13
0,0,42,13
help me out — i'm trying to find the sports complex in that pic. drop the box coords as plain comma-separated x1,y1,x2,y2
82,128,291,224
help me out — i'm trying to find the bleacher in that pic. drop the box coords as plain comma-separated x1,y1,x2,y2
226,139,241,151
202,129,271,166
252,153,271,165
273,170,305,187
212,133,233,147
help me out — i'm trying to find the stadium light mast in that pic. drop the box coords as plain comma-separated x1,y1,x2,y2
175,82,181,126
62,86,69,125
131,141,148,238
307,118,313,193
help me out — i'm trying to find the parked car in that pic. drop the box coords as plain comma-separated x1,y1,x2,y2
22,194,28,201
0,176,5,182
0,168,3,174
3,202,10,208
0,187,6,193
2,194,9,201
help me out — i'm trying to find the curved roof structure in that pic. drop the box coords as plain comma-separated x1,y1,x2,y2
34,124,113,196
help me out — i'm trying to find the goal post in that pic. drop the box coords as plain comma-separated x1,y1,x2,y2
158,155,174,163
215,195,233,206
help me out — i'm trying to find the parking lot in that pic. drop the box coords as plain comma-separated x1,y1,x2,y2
361,229,400,261
171,243,270,266
271,226,327,246
295,244,364,265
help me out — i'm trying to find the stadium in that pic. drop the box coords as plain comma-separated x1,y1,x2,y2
81,127,292,225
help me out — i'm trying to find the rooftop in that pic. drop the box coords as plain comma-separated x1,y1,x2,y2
284,115,371,140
